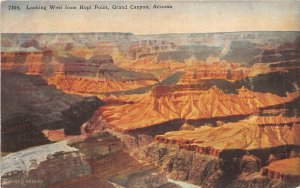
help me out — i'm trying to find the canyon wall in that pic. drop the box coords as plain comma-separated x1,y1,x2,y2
1,71,103,152
1,132,178,188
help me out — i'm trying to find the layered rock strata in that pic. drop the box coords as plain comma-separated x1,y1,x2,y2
1,132,177,188
86,86,299,133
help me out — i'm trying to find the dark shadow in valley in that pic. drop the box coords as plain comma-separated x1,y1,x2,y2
126,119,185,137
101,71,184,96
187,114,250,127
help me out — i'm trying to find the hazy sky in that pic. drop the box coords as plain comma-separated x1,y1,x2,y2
1,1,300,34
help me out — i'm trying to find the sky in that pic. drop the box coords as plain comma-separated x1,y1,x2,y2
1,1,300,34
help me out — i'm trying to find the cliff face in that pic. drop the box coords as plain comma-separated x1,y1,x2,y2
136,142,287,188
261,158,300,184
1,71,103,152
47,75,157,95
1,132,178,188
132,114,300,187
154,116,300,154
143,143,224,187
1,51,158,95
177,63,254,83
253,38,300,64
1,141,89,188
85,86,299,133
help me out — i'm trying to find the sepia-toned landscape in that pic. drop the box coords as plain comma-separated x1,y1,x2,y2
1,31,300,188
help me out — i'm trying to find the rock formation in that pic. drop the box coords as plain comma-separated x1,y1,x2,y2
1,71,102,152
154,116,300,157
85,86,299,133
261,158,300,184
1,132,179,188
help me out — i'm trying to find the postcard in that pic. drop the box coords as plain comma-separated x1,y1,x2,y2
1,1,300,187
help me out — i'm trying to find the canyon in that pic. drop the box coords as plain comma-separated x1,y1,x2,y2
1,31,299,187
